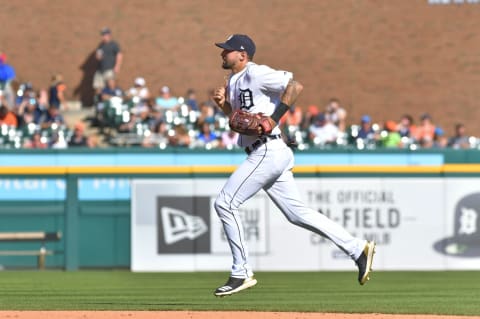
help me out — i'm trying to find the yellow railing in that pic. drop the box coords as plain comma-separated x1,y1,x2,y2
1,164,480,175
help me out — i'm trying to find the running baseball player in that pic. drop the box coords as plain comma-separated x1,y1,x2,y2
212,34,375,297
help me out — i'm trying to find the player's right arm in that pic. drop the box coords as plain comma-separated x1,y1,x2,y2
213,86,232,116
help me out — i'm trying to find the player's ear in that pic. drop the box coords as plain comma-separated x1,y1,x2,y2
239,51,248,61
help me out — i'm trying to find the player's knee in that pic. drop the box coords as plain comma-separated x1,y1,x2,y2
286,215,301,226
214,194,230,217
284,212,307,227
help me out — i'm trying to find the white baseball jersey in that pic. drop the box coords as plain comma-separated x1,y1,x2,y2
226,62,292,147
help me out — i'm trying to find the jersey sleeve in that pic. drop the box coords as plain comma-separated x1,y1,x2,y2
253,64,293,94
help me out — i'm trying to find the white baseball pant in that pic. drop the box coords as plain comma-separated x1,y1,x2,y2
214,138,366,278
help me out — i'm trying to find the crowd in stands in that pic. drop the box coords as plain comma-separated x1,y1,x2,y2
0,75,475,151
93,82,475,151
0,27,476,151
0,69,96,149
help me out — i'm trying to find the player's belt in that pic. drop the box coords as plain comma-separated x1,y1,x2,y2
245,135,282,155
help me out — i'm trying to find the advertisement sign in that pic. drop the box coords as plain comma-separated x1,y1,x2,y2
437,179,480,269
309,179,446,270
131,178,480,271
131,179,269,271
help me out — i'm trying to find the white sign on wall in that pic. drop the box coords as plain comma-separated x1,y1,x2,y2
131,178,480,272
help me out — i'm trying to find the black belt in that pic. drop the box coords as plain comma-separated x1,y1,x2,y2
245,135,282,155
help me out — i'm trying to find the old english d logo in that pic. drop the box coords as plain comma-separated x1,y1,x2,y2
434,193,480,257
239,88,254,110
157,196,210,254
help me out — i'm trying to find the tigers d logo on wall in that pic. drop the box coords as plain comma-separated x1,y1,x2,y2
434,193,480,257
157,196,211,254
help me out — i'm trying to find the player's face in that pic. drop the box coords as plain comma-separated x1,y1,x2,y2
221,49,241,70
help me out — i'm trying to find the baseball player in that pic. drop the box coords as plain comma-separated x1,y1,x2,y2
212,34,375,297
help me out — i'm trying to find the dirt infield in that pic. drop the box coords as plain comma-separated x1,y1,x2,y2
1,312,478,319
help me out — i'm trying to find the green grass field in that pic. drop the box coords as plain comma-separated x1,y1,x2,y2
0,271,479,315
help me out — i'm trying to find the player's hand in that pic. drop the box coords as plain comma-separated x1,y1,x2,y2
213,86,226,108
258,117,276,135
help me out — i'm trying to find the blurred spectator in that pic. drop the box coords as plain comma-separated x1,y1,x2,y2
101,78,124,101
380,120,401,148
68,122,88,147
38,89,49,110
414,113,436,145
357,115,375,140
86,135,99,148
324,98,347,132
126,77,150,106
116,116,136,135
448,123,470,149
419,126,446,149
50,131,68,149
38,105,65,129
0,52,16,107
0,103,18,127
204,88,219,109
137,103,155,126
168,124,191,147
48,74,67,110
142,120,168,148
197,102,216,125
220,130,239,149
308,113,339,146
96,78,124,129
433,127,448,148
396,114,416,138
301,104,320,130
185,88,199,111
23,131,48,149
16,96,43,127
118,93,153,137
93,27,123,95
155,86,179,110
197,122,218,146
15,82,36,107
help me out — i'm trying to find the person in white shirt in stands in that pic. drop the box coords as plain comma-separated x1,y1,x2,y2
127,77,150,105
324,97,347,132
309,112,339,146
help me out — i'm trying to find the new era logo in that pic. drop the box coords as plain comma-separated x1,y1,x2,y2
161,206,208,244
157,196,211,254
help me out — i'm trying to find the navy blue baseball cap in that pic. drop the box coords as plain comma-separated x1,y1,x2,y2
215,34,256,59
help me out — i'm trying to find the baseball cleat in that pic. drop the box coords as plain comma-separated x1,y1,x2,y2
355,241,376,285
214,276,257,297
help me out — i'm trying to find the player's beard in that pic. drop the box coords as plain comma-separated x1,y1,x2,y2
222,59,233,70
222,61,231,70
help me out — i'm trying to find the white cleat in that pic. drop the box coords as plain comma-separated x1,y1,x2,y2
214,276,257,297
355,241,376,285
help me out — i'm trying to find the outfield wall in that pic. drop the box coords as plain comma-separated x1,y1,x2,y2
0,148,479,270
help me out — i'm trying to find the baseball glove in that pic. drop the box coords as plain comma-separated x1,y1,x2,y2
229,109,274,136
